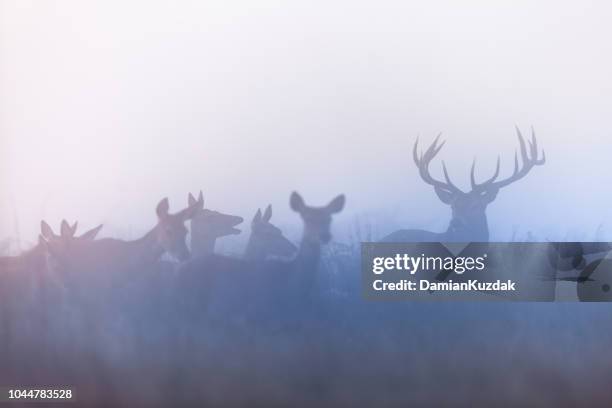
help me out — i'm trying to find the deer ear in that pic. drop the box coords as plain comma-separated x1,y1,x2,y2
263,205,272,222
252,209,262,225
198,191,204,209
61,220,73,237
41,236,62,259
80,224,103,240
188,192,197,207
326,194,345,214
156,198,170,219
434,187,456,205
41,220,56,239
70,221,78,237
38,235,55,256
178,202,200,221
290,192,305,212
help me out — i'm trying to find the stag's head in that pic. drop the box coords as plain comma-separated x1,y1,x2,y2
188,191,244,241
414,127,545,240
155,198,199,261
290,192,345,244
250,205,297,258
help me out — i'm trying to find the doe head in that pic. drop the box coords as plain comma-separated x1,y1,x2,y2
156,197,199,262
290,192,345,244
251,205,297,257
188,191,244,240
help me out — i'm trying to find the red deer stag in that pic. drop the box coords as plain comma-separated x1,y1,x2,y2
380,127,545,242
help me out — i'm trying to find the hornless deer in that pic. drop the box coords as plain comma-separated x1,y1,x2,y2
177,192,345,320
244,205,297,261
1,221,102,356
0,220,101,275
187,191,244,256
40,199,200,348
44,198,199,287
380,127,545,242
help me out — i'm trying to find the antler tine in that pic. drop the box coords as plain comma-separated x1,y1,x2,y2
513,151,519,176
413,134,462,193
482,127,545,190
421,133,444,163
530,127,538,157
441,161,460,191
413,135,441,164
470,159,477,189
516,126,529,163
471,156,501,190
413,137,421,166
531,127,546,164
428,133,444,157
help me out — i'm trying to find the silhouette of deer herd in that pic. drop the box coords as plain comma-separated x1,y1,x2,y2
8,127,612,403
0,128,548,317
0,128,554,338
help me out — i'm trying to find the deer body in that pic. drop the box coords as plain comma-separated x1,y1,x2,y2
57,229,165,276
1,220,96,302
0,243,46,275
1,221,103,359
38,200,199,350
381,127,545,243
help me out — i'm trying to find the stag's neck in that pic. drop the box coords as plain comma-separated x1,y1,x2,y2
446,216,489,242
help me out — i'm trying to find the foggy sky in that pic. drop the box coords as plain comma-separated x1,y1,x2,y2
2,0,612,248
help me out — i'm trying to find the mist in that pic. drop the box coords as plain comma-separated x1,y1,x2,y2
2,0,612,246
5,2,612,405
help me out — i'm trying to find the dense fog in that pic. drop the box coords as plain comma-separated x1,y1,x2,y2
2,0,612,247
2,1,612,406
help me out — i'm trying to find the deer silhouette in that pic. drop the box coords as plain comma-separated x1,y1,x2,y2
176,192,345,320
187,191,244,256
380,127,545,242
0,220,101,276
38,199,200,349
1,220,103,355
45,198,199,285
244,205,297,261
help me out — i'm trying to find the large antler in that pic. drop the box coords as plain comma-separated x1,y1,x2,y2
413,134,462,193
471,126,545,191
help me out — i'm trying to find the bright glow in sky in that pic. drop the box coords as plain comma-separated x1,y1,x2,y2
2,0,612,246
